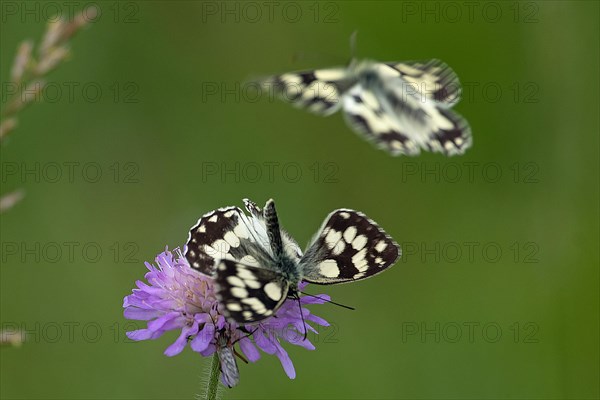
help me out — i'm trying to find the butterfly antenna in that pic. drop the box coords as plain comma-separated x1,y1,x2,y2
349,30,358,64
230,327,258,364
299,291,356,310
298,297,309,341
207,312,218,329
232,327,258,345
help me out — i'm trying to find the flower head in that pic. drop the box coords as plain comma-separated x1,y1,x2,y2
123,247,330,386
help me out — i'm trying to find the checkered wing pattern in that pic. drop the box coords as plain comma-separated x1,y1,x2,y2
299,209,400,284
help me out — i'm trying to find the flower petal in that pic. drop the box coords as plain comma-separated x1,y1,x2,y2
148,311,182,331
164,322,197,357
254,329,277,354
306,313,329,327
123,245,332,382
239,337,260,362
275,344,296,379
300,293,330,304
288,336,315,350
200,343,216,357
123,307,161,321
126,328,164,341
191,323,214,352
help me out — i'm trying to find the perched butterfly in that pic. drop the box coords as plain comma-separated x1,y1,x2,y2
185,198,400,323
258,58,471,156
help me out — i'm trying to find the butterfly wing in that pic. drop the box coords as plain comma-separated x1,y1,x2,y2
260,68,356,116
423,107,472,156
214,259,289,323
185,206,274,275
243,198,303,262
299,209,400,284
259,58,471,156
385,59,462,106
344,62,472,156
343,83,422,156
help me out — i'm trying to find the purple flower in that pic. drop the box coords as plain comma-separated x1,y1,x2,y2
123,247,330,386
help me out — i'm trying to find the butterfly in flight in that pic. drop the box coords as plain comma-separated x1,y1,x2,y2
258,56,472,156
185,199,400,323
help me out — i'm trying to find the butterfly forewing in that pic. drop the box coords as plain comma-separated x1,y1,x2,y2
243,198,304,262
214,259,289,323
243,198,262,218
185,207,273,275
262,68,356,116
385,59,462,106
300,209,400,284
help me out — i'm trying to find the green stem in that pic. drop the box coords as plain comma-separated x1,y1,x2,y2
205,353,220,400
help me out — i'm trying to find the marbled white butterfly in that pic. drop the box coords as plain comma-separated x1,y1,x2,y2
259,58,472,156
185,199,400,323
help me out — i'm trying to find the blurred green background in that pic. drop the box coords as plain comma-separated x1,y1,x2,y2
1,1,598,399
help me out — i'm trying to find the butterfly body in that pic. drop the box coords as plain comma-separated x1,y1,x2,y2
261,58,471,156
186,199,400,324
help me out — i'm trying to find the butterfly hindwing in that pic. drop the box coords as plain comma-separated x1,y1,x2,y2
214,259,289,323
425,107,472,156
185,207,272,275
349,64,472,156
299,209,400,284
343,83,421,156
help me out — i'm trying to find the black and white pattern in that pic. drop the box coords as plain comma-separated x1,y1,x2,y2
300,209,399,284
185,206,273,275
260,58,471,156
185,199,400,324
242,198,303,262
214,259,288,322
